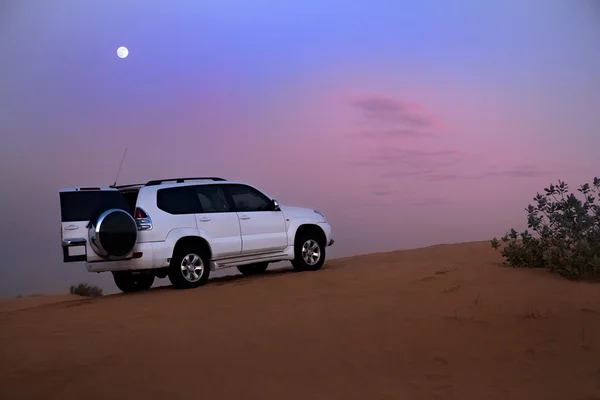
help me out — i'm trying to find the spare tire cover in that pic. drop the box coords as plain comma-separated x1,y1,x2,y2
88,209,138,257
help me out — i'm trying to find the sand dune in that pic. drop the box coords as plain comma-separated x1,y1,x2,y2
0,293,81,314
1,241,600,400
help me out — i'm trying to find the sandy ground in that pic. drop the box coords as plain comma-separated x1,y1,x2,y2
0,294,81,313
1,241,600,400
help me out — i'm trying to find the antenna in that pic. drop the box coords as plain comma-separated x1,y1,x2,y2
112,148,128,187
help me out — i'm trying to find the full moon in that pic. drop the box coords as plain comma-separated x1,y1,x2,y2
116,46,129,59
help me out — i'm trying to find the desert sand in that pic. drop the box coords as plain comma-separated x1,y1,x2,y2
0,294,81,314
1,241,600,400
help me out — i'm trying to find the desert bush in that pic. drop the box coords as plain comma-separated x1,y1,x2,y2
69,283,103,297
490,177,600,279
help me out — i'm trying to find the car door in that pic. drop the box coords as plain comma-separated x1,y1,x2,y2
59,187,132,263
192,184,242,259
223,183,287,255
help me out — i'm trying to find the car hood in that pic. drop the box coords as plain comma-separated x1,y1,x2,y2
279,205,324,221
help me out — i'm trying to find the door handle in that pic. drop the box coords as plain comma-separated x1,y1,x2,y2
64,225,79,231
199,217,211,222
239,215,250,220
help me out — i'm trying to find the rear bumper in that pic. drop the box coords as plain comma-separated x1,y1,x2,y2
85,242,162,273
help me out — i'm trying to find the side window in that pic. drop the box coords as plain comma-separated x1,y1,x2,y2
227,184,272,212
156,186,202,215
195,185,231,213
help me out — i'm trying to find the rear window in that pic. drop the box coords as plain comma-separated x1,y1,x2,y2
157,186,202,215
60,191,130,222
120,190,140,214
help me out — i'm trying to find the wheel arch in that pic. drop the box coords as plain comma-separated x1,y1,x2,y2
172,236,212,260
162,228,214,262
294,223,327,247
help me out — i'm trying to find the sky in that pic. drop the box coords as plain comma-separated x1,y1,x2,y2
0,0,599,298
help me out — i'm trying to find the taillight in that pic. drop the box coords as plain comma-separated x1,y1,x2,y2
134,207,152,231
135,207,147,219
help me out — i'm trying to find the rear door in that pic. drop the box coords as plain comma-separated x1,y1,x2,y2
193,184,242,259
154,184,242,260
59,187,131,263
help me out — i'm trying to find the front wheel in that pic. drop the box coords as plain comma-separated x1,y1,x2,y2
292,232,326,272
237,262,269,276
112,272,155,293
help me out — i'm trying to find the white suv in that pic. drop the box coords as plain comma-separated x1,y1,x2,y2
59,177,334,293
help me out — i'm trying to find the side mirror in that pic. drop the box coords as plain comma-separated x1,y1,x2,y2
271,199,280,211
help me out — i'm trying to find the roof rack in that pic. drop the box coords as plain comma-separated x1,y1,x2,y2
111,183,144,189
144,177,227,186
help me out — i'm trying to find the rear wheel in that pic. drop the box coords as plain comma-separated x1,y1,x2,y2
112,272,155,293
237,262,269,276
168,244,211,289
292,231,326,272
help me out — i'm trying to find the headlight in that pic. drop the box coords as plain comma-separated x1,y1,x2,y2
314,210,325,219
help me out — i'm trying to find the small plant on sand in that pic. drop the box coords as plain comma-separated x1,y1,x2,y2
70,283,103,298
491,177,600,280
523,308,548,320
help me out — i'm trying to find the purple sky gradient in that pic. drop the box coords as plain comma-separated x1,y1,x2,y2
0,0,599,297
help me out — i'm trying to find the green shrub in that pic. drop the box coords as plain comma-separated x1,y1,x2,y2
491,177,600,279
70,283,104,297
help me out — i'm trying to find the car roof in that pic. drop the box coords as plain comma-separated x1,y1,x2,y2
59,186,118,192
60,179,252,193
142,180,246,190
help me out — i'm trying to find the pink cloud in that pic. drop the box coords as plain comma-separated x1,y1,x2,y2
346,94,445,138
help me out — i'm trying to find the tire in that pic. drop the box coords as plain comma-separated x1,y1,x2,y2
89,209,138,258
292,230,326,272
112,271,155,293
237,262,269,276
168,243,211,289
